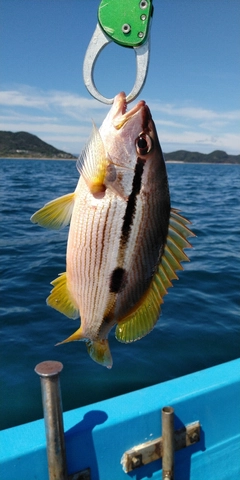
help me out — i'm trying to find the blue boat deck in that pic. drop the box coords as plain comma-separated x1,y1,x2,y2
1,359,240,479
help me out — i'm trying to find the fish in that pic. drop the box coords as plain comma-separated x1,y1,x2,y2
31,91,194,369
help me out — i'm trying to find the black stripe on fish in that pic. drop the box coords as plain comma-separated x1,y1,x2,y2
109,267,126,293
104,158,145,329
121,157,145,244
103,313,114,324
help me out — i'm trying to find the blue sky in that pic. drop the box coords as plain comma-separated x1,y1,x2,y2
1,0,240,155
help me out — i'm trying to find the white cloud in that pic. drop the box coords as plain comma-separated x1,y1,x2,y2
0,111,59,123
0,87,108,112
150,101,240,122
0,90,47,108
158,130,240,153
0,85,239,154
0,121,88,136
154,119,188,129
149,99,240,153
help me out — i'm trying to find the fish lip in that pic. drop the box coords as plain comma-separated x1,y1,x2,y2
113,92,146,129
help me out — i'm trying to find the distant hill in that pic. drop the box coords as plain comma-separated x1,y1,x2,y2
0,131,76,159
0,130,239,163
164,149,240,164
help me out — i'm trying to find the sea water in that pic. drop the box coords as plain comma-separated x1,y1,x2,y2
0,159,239,430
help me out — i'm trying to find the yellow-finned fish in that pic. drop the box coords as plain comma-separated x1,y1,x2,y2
31,92,194,368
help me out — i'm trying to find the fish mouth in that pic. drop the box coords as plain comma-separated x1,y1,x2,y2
113,92,146,129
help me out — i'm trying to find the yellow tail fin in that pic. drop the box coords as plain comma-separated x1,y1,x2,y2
56,329,113,369
86,339,113,369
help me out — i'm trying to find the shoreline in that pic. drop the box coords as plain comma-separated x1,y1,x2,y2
0,156,77,161
0,157,239,165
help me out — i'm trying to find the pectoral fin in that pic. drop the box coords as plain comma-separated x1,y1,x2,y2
77,123,108,195
47,272,79,319
30,192,75,229
77,123,129,200
115,208,194,343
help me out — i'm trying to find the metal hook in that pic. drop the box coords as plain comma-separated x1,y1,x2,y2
83,23,150,105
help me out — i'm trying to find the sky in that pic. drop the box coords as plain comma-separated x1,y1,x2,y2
1,0,240,155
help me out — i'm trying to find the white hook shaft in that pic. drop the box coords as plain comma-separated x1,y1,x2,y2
83,24,150,104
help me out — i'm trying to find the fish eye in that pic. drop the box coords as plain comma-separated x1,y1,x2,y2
135,133,152,156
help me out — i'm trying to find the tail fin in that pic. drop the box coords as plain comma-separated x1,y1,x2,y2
86,340,113,369
56,329,113,369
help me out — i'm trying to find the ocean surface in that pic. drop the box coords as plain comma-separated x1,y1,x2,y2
0,159,239,431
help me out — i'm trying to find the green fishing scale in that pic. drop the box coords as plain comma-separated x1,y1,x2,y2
98,0,153,47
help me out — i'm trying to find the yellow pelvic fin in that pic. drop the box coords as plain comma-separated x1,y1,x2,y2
77,123,108,195
86,340,113,369
30,192,75,230
115,208,195,343
47,272,79,319
56,326,84,345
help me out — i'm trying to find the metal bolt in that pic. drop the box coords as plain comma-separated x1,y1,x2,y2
138,31,144,38
122,23,131,34
35,360,63,377
131,455,142,469
189,431,199,443
140,0,148,9
141,14,147,21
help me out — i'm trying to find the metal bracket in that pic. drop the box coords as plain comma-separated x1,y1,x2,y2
121,420,200,473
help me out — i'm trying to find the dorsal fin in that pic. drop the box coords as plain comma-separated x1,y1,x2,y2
115,209,195,343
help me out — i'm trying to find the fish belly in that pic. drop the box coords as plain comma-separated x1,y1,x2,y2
66,178,126,340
